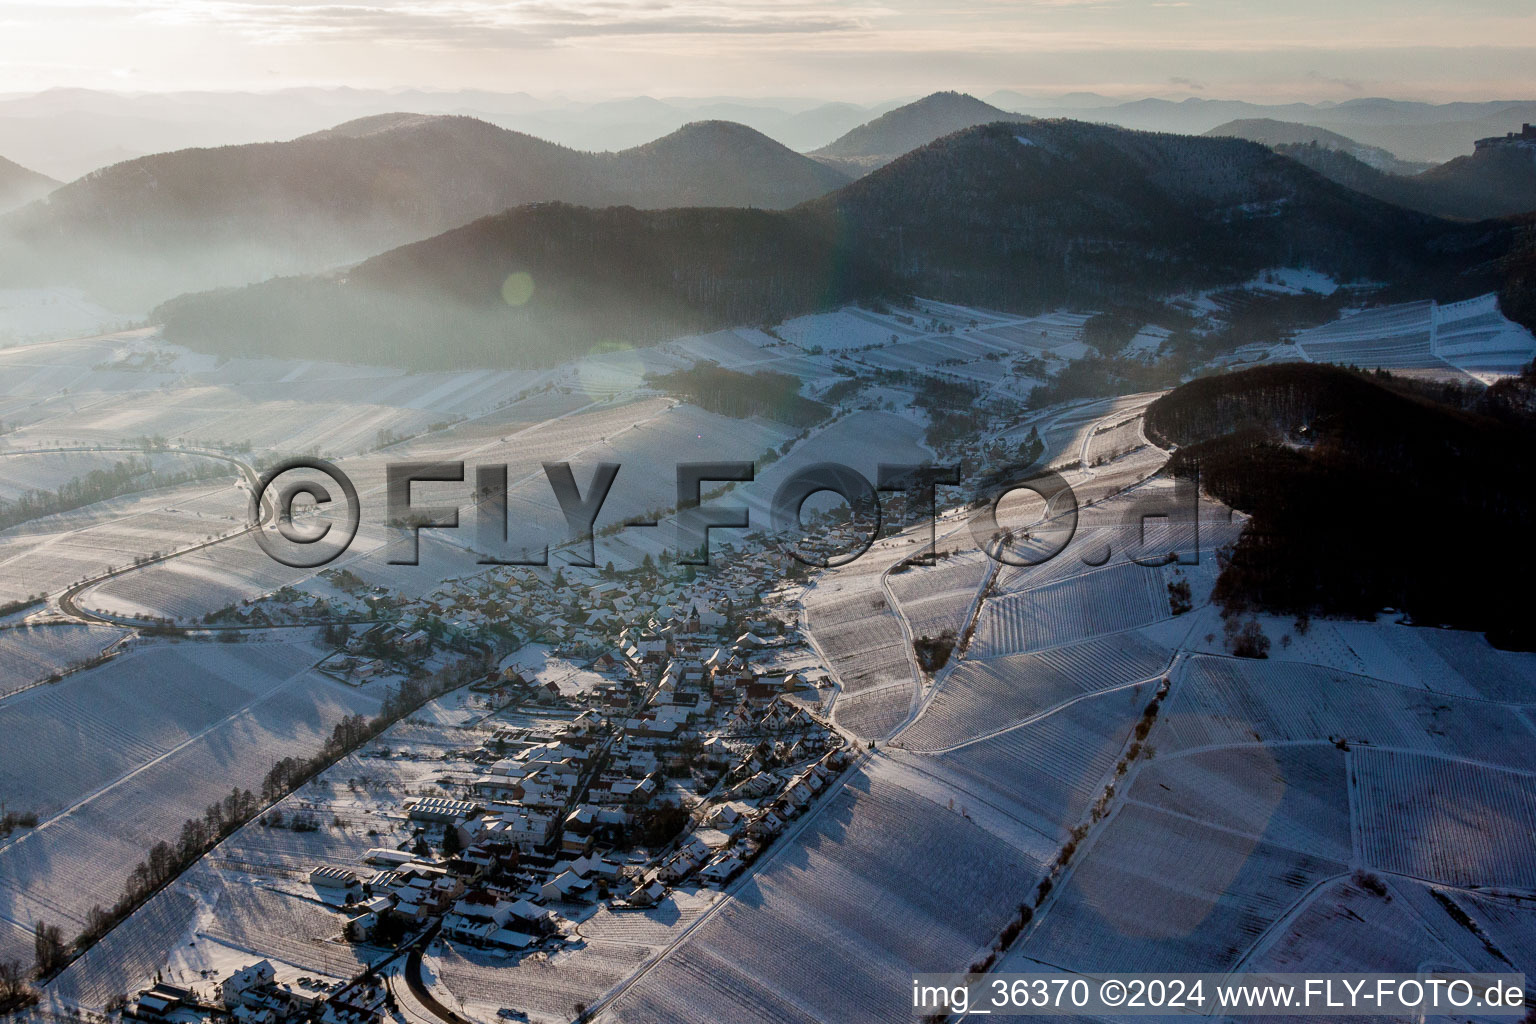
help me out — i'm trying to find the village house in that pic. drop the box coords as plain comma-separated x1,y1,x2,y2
406,796,480,824
307,865,361,904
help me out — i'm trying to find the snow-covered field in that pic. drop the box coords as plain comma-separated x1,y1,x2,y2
6,296,1533,1020
802,531,923,739
41,715,459,1008
1013,799,1346,973
0,478,246,606
970,559,1173,657
995,635,1536,983
0,288,135,346
0,622,128,697
435,892,718,1024
898,633,1170,752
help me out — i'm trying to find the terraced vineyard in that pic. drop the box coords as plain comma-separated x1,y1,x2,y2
885,549,989,644
1353,749,1536,889
201,883,371,978
899,632,1170,751
803,532,921,740
1012,802,1347,973
900,681,1152,858
1159,656,1536,773
1129,744,1353,863
597,764,1038,1024
44,889,200,1009
970,559,1172,657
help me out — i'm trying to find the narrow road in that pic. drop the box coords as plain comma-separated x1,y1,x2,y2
20,445,273,627
402,923,474,1024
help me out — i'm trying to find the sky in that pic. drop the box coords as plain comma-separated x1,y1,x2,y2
1,0,1533,101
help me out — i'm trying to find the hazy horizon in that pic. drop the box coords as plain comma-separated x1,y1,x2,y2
1,0,1533,103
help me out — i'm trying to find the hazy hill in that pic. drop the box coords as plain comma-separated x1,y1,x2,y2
1205,118,1431,174
0,114,849,306
0,88,876,179
155,203,885,369
605,121,850,208
809,92,1031,176
0,155,57,213
1313,103,1536,165
1276,141,1536,221
154,119,1504,370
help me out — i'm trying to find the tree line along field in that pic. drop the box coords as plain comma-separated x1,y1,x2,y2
0,638,383,962
884,548,991,646
39,714,463,1010
0,305,950,633
5,300,1533,1021
587,496,1534,1024
1013,800,1348,973
74,402,931,623
897,681,1155,864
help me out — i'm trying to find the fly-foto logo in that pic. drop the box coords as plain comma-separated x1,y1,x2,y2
250,457,1209,571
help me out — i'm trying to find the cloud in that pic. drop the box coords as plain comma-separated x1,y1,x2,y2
136,0,875,48
1167,75,1204,90
1307,69,1365,92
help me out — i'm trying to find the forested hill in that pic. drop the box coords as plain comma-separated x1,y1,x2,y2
1205,118,1431,175
156,120,1515,369
809,91,1031,176
1145,362,1535,648
811,121,1467,310
1501,216,1536,332
1277,140,1536,221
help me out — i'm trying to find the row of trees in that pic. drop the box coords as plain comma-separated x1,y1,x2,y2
648,362,830,427
0,456,233,532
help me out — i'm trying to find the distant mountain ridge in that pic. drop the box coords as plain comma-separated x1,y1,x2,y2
155,119,1506,370
1204,119,1433,175
1006,96,1536,163
0,113,850,306
810,92,1031,176
0,155,57,213
4,87,1536,182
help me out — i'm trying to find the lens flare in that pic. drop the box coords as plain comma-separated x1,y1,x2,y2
501,271,535,307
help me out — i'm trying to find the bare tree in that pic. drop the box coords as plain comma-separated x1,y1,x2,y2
0,958,36,1012
33,919,66,976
